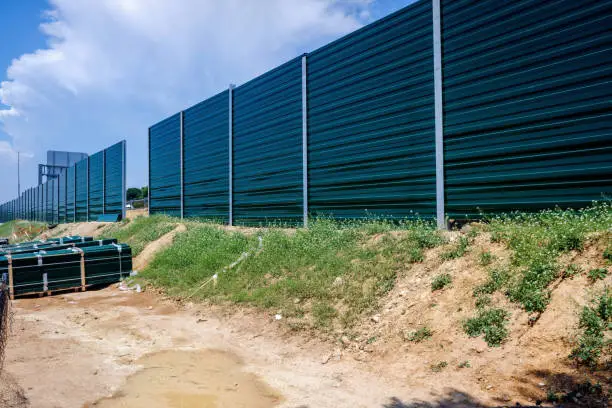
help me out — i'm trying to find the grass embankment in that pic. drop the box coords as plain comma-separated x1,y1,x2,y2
99,215,177,256
0,220,47,243
463,203,612,347
144,219,443,329
141,204,610,364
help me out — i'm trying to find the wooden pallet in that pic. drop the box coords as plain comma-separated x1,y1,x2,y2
13,285,87,299
8,250,87,300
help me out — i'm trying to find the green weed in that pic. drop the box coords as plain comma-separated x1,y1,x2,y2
458,360,471,368
312,302,338,329
570,289,611,366
604,247,612,262
440,236,470,261
478,250,495,266
563,263,582,279
430,361,448,372
464,308,509,347
431,273,452,291
473,267,509,296
405,326,433,342
487,203,612,313
475,295,492,309
587,268,608,282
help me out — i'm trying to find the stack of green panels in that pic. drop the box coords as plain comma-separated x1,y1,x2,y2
0,243,132,296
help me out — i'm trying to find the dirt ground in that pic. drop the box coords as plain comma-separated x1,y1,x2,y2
1,223,609,407
4,288,436,408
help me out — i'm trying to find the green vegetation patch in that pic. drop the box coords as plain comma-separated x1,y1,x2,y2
587,268,608,282
100,215,178,256
431,273,452,291
464,307,510,347
144,218,443,330
405,326,433,342
486,203,612,313
440,236,470,261
570,289,611,367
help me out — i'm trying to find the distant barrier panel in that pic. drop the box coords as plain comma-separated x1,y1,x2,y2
75,159,88,222
104,141,126,217
149,114,181,216
88,151,104,219
0,141,126,224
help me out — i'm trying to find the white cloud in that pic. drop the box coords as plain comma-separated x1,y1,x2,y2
0,0,373,202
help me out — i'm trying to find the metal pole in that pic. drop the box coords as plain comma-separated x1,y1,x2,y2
122,140,127,221
301,55,309,228
17,151,20,199
228,84,235,226
74,166,77,223
180,111,185,219
102,149,106,215
432,0,445,229
148,129,151,216
86,157,90,222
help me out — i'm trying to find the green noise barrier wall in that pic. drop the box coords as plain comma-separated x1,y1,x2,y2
88,151,104,220
75,159,88,222
149,114,181,217
0,241,132,298
0,141,126,224
66,166,76,222
441,0,612,217
183,90,230,220
233,57,303,225
142,0,611,228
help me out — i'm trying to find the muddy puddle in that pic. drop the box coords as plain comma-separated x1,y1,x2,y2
88,349,282,408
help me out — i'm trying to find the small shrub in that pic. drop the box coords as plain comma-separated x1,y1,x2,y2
478,251,495,266
546,390,560,403
587,268,608,282
570,289,611,366
405,326,433,342
507,259,559,312
440,236,470,261
431,273,452,291
475,295,492,309
473,267,509,296
486,203,611,313
563,263,582,279
464,308,509,347
430,361,448,372
458,360,471,368
313,302,338,328
604,247,612,262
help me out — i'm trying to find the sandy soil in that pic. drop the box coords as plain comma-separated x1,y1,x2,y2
3,288,434,408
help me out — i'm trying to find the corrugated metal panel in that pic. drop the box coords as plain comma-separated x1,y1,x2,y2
75,159,88,222
104,141,124,216
58,172,66,223
183,90,230,220
149,114,181,216
42,182,47,223
233,57,303,225
66,166,76,222
308,0,436,219
442,0,612,217
88,151,104,219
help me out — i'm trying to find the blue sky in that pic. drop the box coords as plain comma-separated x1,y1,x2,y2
0,0,412,203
